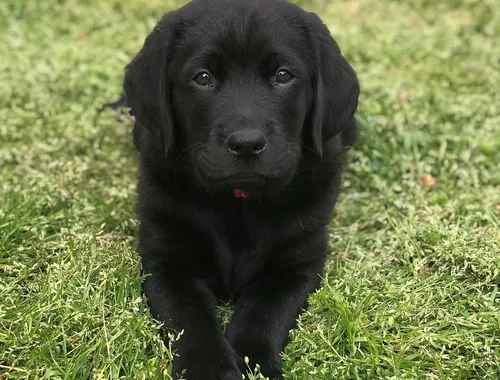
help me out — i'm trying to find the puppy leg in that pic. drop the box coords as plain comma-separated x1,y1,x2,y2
142,261,242,380
226,257,324,380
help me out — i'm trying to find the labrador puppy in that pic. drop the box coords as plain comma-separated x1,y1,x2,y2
120,0,359,378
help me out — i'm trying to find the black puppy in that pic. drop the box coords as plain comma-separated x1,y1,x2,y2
119,0,359,378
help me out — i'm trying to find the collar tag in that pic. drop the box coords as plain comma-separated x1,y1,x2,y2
233,189,249,198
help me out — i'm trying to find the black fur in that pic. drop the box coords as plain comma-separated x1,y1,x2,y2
111,0,359,378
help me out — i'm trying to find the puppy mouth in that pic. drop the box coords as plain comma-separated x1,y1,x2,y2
218,173,268,187
193,152,299,196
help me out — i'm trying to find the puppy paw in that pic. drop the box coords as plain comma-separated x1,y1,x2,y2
219,368,245,380
182,366,242,380
172,351,242,380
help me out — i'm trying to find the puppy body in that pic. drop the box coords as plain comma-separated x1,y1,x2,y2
123,1,359,379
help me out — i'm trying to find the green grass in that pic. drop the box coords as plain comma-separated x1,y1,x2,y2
1,0,499,378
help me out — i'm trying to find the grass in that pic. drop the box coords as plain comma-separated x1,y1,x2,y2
0,0,499,378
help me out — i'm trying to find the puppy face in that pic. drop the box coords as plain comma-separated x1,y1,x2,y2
124,0,360,197
169,3,315,195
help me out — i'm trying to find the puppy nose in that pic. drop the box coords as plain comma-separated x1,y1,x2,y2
226,130,267,156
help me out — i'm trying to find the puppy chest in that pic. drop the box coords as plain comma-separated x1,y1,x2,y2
210,221,266,298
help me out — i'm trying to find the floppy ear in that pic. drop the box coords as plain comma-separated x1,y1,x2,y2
308,14,360,156
123,12,179,155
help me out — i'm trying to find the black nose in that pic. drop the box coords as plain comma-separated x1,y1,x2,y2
226,130,267,156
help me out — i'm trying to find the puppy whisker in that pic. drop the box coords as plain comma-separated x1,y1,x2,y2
176,142,204,161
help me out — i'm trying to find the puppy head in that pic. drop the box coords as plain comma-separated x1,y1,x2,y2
124,0,359,196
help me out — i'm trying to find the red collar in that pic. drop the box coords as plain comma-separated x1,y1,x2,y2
233,189,249,198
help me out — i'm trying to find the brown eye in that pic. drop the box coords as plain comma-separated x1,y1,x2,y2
194,72,213,86
275,69,294,84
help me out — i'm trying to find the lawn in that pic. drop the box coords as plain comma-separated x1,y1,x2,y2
1,0,499,379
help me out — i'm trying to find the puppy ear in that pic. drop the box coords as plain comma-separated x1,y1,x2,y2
123,13,179,155
308,14,360,156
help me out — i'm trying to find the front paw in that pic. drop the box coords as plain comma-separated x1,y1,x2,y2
172,350,242,380
177,366,242,380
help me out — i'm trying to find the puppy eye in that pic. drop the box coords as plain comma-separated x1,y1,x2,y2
193,71,213,87
275,69,294,85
